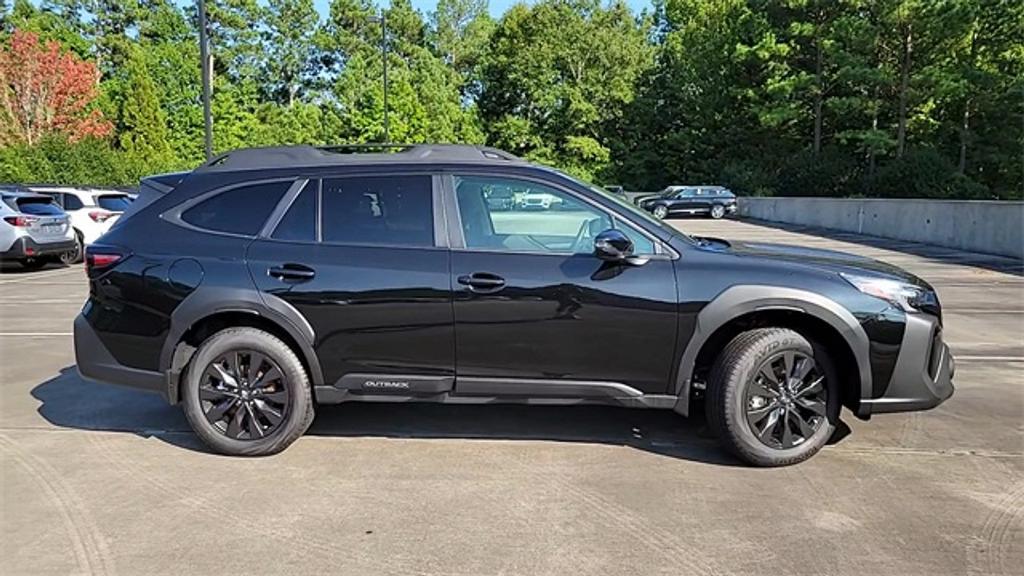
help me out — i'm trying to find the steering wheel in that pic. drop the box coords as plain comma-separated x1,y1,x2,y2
570,217,602,254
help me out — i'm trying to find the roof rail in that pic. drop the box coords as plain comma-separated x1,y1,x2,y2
194,143,524,172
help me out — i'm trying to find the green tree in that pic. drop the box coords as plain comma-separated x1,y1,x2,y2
479,0,652,181
116,48,173,176
264,0,318,106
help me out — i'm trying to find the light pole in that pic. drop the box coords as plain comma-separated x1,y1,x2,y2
368,13,389,143
198,0,213,160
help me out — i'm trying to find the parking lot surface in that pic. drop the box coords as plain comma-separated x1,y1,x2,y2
1,218,1021,576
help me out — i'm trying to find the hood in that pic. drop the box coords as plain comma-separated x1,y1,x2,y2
698,237,931,288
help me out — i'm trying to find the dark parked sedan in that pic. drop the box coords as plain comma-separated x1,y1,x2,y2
636,186,737,219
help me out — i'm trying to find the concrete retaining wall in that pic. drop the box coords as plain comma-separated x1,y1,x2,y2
738,197,1024,259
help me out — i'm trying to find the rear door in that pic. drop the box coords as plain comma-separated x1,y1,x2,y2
246,172,455,395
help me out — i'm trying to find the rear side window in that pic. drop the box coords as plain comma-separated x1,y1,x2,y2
321,175,433,246
96,194,131,212
182,181,291,236
271,183,316,242
16,198,63,216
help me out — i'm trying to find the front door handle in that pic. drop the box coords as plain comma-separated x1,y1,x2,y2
268,264,316,282
458,272,506,291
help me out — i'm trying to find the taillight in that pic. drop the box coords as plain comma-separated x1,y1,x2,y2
85,245,128,276
89,210,115,223
3,215,37,227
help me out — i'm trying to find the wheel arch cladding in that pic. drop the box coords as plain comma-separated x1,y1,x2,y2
160,290,323,404
673,285,871,417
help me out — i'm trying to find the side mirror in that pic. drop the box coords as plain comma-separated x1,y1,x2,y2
594,229,648,265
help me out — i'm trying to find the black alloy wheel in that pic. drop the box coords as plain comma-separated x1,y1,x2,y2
744,350,827,449
200,350,290,440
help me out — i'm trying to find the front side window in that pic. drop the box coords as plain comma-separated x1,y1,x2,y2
182,180,292,236
321,175,433,247
454,176,654,255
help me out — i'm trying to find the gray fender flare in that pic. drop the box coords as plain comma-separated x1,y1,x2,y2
672,285,872,416
158,287,323,401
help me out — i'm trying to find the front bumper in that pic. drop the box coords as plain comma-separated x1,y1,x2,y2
859,313,954,416
74,313,168,400
1,236,76,259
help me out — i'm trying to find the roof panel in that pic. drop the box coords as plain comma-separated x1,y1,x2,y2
195,144,524,173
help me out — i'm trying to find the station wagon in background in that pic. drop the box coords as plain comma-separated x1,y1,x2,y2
74,144,953,466
636,186,738,219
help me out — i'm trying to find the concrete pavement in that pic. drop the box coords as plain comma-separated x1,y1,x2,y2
1,219,1021,575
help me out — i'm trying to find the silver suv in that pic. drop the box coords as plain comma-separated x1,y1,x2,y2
0,188,76,269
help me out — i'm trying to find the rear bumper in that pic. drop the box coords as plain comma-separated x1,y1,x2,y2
74,313,168,400
859,313,954,416
1,237,76,259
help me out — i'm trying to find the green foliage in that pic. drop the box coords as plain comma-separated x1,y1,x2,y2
0,0,1019,198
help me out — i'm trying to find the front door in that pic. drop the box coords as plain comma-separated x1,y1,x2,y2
246,174,455,394
445,174,679,396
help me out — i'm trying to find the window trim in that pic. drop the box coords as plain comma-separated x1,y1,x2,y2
163,177,301,239
441,172,674,259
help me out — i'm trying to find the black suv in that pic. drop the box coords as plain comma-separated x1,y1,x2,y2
75,145,953,466
636,186,737,219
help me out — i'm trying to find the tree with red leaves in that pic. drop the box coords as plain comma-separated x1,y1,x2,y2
0,29,113,145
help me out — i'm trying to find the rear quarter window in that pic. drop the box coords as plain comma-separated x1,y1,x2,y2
181,181,292,236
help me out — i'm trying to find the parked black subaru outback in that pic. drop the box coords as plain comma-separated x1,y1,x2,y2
74,144,953,466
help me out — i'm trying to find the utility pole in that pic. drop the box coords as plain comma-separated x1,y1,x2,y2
198,0,213,160
369,13,389,143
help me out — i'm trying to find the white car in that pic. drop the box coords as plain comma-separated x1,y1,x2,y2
30,187,134,263
517,191,561,210
0,189,76,269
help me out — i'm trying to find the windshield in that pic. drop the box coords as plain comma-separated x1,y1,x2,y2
95,194,132,212
554,171,695,243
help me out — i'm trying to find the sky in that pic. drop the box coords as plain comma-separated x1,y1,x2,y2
312,0,654,19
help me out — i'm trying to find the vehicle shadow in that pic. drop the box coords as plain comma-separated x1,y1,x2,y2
0,261,70,274
32,366,744,466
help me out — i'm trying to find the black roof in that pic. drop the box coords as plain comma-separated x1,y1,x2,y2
194,144,525,173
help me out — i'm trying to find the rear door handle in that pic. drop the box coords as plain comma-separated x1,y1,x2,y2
268,264,316,282
457,273,506,291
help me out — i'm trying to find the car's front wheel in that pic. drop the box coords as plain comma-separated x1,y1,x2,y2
706,328,839,466
710,204,726,219
182,327,314,456
652,205,668,219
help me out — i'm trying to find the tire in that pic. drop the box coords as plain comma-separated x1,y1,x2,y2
182,327,315,456
652,205,668,219
710,204,726,219
20,258,46,270
60,232,83,265
706,328,839,467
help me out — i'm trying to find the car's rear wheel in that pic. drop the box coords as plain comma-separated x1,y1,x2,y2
710,204,726,219
652,205,668,219
61,232,83,265
706,328,839,466
182,327,314,456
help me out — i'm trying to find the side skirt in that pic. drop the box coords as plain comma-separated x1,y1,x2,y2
314,374,677,410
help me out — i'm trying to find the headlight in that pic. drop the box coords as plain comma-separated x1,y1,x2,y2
841,273,926,312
